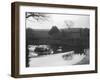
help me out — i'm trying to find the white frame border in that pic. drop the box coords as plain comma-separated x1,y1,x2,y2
19,5,96,75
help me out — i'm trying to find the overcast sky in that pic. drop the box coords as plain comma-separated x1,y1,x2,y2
26,13,90,29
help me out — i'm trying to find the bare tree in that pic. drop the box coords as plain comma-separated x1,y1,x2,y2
26,12,49,21
64,20,74,28
26,12,49,67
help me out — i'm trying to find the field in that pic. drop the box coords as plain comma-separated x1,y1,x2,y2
29,49,89,67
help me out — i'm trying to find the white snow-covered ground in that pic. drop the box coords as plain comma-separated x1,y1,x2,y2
29,50,89,67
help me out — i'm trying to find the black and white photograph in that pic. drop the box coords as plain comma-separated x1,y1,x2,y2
11,2,97,77
26,12,90,67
